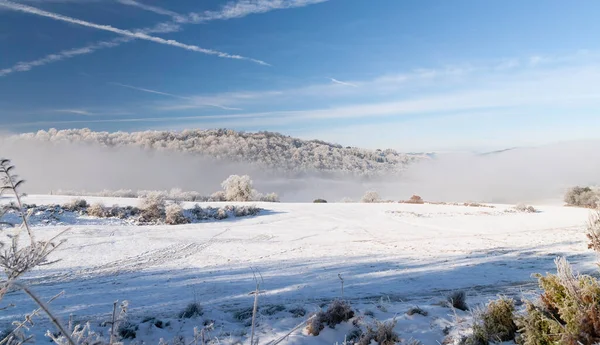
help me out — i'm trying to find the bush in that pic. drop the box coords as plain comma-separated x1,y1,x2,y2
587,210,600,252
210,191,226,202
514,203,537,213
447,290,469,311
62,198,88,212
87,202,107,218
139,192,166,223
406,195,424,204
406,306,428,316
361,191,380,203
178,302,203,319
516,257,600,344
357,319,400,345
313,199,328,203
307,300,355,336
165,204,190,225
117,321,138,340
258,192,280,202
564,186,598,208
221,175,254,202
468,297,516,344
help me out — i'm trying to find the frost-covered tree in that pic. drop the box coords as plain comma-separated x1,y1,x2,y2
361,191,381,203
221,175,254,202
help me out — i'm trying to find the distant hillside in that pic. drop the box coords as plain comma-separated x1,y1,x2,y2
14,128,428,176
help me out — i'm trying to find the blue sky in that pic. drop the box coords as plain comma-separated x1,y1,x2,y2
1,0,600,151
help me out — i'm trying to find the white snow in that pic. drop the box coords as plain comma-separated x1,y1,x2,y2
0,195,595,344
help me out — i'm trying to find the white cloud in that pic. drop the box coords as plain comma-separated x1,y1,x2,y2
0,0,269,65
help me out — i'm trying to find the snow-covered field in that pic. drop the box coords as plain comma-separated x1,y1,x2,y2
0,195,595,344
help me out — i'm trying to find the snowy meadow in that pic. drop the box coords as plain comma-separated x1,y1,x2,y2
1,132,600,345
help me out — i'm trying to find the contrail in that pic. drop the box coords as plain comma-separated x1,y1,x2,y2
328,77,358,87
1,0,332,77
109,82,243,110
0,0,270,66
116,0,188,22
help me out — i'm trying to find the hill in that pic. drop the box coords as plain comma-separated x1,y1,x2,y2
13,128,427,176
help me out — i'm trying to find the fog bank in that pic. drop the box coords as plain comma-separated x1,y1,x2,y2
1,137,599,203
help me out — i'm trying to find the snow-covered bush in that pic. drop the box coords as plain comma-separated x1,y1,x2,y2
87,202,107,218
62,198,88,212
357,319,399,345
361,191,380,203
514,203,537,213
313,199,327,203
210,191,227,202
221,175,254,202
564,186,598,208
516,257,600,344
139,192,166,223
307,300,355,336
471,297,517,343
257,192,280,203
178,302,203,319
447,290,468,311
165,204,190,225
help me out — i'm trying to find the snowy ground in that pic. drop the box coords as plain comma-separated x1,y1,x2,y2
0,195,596,344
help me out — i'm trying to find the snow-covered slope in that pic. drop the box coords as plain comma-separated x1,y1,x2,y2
0,196,594,344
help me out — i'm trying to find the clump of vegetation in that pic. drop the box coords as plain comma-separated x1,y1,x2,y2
178,302,203,319
62,198,88,212
405,195,424,204
516,257,600,344
357,319,400,345
138,192,166,223
361,191,381,203
117,321,138,340
87,202,108,217
564,186,598,208
406,306,428,317
307,300,355,336
165,204,190,225
313,199,328,203
463,297,516,345
514,203,537,213
447,291,469,311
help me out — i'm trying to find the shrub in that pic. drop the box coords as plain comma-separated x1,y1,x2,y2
178,302,203,319
406,306,428,317
117,321,138,340
221,175,254,202
564,186,598,208
165,204,190,225
357,319,400,345
514,203,537,213
259,192,280,202
62,198,88,212
313,199,327,203
516,257,600,344
469,297,517,343
87,202,107,217
406,195,424,204
587,210,600,252
139,192,166,223
210,191,226,202
307,300,355,336
447,291,469,311
361,191,380,203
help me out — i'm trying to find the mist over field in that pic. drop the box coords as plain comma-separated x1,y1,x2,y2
2,134,599,203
